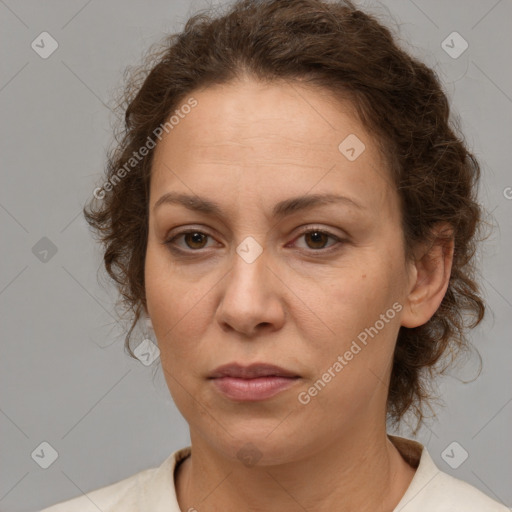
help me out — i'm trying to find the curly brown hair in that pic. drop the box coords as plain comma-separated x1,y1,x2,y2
84,0,486,426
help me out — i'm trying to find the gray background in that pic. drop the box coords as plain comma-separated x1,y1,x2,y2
0,1,510,511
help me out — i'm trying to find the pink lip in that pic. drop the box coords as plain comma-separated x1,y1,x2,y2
208,363,300,401
212,376,299,401
209,362,299,379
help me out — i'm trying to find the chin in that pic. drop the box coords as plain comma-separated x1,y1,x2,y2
194,415,316,467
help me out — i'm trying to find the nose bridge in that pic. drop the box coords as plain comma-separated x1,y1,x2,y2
217,234,283,335
229,234,269,299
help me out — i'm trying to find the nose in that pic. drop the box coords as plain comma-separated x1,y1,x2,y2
215,243,286,338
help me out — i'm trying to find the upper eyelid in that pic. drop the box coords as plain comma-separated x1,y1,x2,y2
167,222,344,237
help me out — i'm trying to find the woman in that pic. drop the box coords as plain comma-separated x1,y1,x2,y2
40,0,507,510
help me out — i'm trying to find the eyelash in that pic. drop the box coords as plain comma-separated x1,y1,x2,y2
162,226,345,255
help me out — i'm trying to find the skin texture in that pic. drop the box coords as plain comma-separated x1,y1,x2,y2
144,76,454,512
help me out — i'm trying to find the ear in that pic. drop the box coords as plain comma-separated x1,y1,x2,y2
401,223,454,328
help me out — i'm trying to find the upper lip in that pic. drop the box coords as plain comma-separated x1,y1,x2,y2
208,363,300,379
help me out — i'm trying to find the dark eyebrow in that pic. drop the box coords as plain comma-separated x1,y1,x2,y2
153,192,364,218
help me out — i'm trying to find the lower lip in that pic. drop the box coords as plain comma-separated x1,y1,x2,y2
211,376,299,401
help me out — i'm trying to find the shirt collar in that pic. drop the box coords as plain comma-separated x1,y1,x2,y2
144,436,438,511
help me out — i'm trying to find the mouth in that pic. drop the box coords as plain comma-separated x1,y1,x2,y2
208,363,301,401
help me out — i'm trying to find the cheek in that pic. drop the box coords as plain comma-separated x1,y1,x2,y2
145,247,188,351
145,256,205,409
144,244,216,365
326,263,398,328
315,250,406,374
145,240,193,317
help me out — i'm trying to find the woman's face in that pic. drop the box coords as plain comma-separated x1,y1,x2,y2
145,77,415,464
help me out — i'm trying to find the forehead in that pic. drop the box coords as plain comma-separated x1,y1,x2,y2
150,78,396,218
159,78,369,152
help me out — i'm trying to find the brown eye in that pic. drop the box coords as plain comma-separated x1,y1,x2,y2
164,230,214,252
182,232,208,249
304,230,330,250
292,228,342,252
164,227,344,256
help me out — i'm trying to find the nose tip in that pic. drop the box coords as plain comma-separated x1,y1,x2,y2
216,255,286,338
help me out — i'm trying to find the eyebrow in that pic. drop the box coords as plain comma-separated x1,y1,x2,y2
153,192,364,218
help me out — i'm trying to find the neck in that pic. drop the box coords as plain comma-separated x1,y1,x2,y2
175,427,416,512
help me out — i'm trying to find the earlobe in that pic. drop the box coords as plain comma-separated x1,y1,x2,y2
400,223,454,329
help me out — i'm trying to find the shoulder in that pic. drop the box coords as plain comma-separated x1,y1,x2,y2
38,447,190,512
389,435,508,512
38,468,155,512
410,469,509,511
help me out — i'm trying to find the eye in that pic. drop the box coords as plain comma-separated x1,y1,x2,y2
164,230,215,252
291,227,344,252
163,226,345,255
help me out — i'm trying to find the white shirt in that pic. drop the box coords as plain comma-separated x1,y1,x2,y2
38,435,508,511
